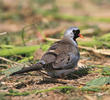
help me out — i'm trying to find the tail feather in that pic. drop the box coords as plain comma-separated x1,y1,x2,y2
10,63,43,76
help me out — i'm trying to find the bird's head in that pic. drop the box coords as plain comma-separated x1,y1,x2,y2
63,27,83,45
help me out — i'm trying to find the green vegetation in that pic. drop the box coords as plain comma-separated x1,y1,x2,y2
4,86,75,96
36,9,110,23
33,0,55,6
0,45,40,57
79,33,110,48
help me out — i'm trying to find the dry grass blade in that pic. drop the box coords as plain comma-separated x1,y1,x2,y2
0,57,19,64
0,32,7,35
45,37,60,41
79,46,110,56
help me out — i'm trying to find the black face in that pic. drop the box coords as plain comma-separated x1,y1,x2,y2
72,29,80,39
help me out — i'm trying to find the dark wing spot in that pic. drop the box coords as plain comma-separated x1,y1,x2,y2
45,52,57,58
49,45,57,50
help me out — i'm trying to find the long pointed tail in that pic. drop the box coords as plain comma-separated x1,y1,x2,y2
10,63,43,76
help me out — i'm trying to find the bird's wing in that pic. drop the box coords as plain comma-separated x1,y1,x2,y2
40,41,60,64
41,40,80,70
52,52,79,70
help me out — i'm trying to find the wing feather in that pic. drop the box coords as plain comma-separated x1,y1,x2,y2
40,40,80,70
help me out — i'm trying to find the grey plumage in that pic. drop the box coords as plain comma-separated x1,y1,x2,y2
10,27,82,78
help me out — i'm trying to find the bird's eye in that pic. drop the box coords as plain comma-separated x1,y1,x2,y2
72,30,80,34
72,30,76,33
76,30,80,34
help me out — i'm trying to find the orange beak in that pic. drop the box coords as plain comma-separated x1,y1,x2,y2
78,34,84,38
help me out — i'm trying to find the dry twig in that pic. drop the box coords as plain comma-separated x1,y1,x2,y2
79,46,110,56
0,57,19,64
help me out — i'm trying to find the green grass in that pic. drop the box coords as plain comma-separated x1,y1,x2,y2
6,86,76,96
0,45,40,57
35,9,110,23
79,33,110,48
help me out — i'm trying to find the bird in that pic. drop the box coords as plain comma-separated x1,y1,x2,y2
10,27,83,78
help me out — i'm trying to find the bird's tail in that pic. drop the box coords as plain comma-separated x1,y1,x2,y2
10,63,43,76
